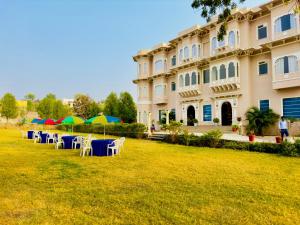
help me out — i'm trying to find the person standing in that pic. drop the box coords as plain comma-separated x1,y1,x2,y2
278,116,289,141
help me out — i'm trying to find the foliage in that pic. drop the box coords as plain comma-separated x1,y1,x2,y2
245,107,280,136
201,129,223,148
0,93,18,121
191,0,245,40
37,93,69,119
118,92,136,123
24,93,36,112
104,92,119,117
88,101,101,118
280,141,298,156
183,129,192,146
165,121,182,143
58,123,147,139
213,117,220,124
73,94,93,119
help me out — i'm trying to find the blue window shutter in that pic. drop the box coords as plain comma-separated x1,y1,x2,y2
259,63,268,75
281,14,291,31
258,26,267,39
284,56,289,73
203,105,212,121
283,97,300,119
259,100,269,112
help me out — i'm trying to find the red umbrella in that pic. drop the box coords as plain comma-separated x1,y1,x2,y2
44,119,56,125
55,117,65,124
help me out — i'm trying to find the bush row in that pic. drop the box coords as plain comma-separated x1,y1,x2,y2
164,133,300,157
57,123,147,139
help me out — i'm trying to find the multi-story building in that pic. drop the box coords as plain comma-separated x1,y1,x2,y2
133,0,300,127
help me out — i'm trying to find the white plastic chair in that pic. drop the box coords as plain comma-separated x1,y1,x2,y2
119,137,126,151
55,135,64,149
33,132,41,143
107,140,120,157
47,133,55,144
20,130,27,139
80,139,93,157
72,136,84,149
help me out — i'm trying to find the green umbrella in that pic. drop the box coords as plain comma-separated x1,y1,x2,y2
62,116,85,132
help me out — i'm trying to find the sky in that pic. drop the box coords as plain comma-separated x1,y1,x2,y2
0,0,263,101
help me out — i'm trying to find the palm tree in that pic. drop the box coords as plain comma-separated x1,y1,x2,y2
245,107,280,136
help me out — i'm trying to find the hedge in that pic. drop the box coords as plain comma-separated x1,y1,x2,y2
57,123,147,139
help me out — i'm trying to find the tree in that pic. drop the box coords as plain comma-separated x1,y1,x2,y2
37,94,56,119
53,100,69,119
73,94,92,119
24,93,36,112
0,93,18,122
245,107,280,136
118,92,136,123
88,101,101,118
104,92,119,117
192,0,245,40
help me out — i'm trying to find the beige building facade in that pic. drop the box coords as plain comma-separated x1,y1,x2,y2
133,0,300,128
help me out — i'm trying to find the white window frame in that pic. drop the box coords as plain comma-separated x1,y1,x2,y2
257,23,268,40
257,60,269,75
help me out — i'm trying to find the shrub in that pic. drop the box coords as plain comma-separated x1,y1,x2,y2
213,117,220,124
280,142,298,156
183,130,192,146
223,141,249,150
200,129,223,148
294,139,300,155
166,121,182,143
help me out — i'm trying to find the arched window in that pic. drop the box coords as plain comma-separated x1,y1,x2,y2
220,64,226,79
143,86,148,97
179,75,184,87
275,55,298,74
228,31,235,48
171,55,176,66
192,44,197,58
179,49,183,62
219,38,225,47
191,72,197,85
185,73,190,86
212,67,218,81
228,62,235,77
184,46,189,59
275,14,296,33
211,37,217,53
143,111,147,124
154,60,163,72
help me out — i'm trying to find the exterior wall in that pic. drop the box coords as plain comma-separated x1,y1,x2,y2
133,0,300,132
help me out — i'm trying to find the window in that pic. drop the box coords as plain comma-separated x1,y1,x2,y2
203,105,212,121
220,64,226,79
169,109,176,121
159,110,167,124
192,44,197,58
191,72,197,85
275,14,296,33
260,100,269,112
212,66,218,81
143,86,148,97
179,75,184,87
171,82,176,91
258,61,268,75
138,87,142,98
154,60,163,72
203,69,210,84
155,85,165,97
228,31,235,47
283,97,300,119
218,38,225,47
275,56,298,75
171,55,176,66
211,37,217,53
179,49,183,62
258,25,267,39
138,63,141,75
143,63,148,74
185,73,190,86
143,111,147,124
198,45,201,58
228,62,235,78
184,46,189,59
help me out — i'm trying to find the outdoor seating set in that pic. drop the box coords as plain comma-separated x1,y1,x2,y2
25,130,125,157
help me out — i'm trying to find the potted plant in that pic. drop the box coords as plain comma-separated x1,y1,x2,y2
275,136,282,144
232,124,239,132
237,117,242,122
193,118,198,126
213,117,220,126
248,130,256,142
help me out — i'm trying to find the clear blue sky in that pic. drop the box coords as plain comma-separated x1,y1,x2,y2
0,0,263,101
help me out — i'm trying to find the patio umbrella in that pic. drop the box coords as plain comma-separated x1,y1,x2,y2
85,115,120,137
61,116,85,132
55,117,65,124
44,119,56,125
37,119,46,125
31,118,41,124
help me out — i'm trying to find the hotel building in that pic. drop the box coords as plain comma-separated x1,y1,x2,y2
133,0,300,127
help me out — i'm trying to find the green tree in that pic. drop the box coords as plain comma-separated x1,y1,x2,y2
24,93,36,112
104,92,119,117
73,94,92,119
245,107,280,136
191,0,245,40
118,92,136,123
0,93,18,122
53,100,69,119
88,101,101,118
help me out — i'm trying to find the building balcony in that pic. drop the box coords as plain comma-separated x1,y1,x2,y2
210,77,240,92
273,28,300,41
272,72,300,89
178,85,202,97
153,96,168,105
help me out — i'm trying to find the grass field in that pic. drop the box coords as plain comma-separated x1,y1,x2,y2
0,128,299,225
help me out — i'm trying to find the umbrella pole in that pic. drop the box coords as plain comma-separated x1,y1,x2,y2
104,124,106,138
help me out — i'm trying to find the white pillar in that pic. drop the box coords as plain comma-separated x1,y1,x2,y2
147,112,152,135
137,111,140,123
166,110,170,125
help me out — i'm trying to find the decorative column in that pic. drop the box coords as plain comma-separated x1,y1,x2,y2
166,110,170,125
147,112,152,135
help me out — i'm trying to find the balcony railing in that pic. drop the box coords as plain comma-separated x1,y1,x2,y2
209,77,240,92
153,96,168,105
273,27,299,41
178,85,202,97
272,72,300,89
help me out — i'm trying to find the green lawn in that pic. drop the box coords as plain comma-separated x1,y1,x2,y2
0,128,299,225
